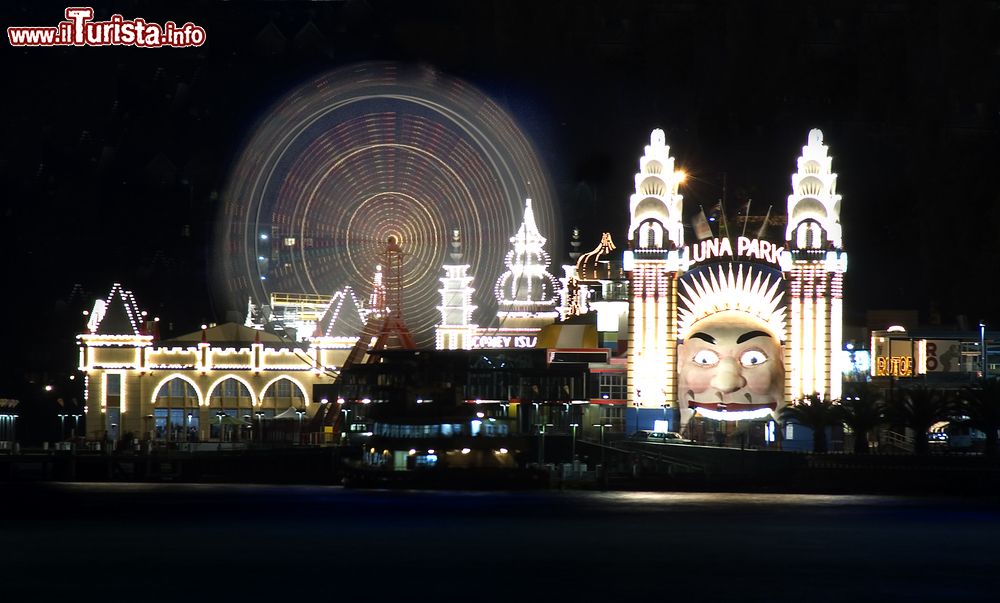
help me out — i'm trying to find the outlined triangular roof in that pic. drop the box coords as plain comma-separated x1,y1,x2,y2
315,286,368,338
88,283,145,336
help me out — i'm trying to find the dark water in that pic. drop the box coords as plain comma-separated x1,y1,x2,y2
2,484,999,601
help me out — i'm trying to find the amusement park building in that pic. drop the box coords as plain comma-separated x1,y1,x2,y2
434,128,849,441
77,127,850,451
77,284,351,443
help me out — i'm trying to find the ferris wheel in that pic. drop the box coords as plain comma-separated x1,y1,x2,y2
216,62,558,346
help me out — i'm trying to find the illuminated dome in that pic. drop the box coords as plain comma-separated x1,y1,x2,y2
216,62,557,347
628,129,685,251
494,199,559,318
786,128,842,249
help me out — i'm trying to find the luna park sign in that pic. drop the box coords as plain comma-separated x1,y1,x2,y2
683,236,784,266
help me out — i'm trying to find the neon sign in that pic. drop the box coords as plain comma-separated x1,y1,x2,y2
875,356,913,377
684,236,784,266
471,335,537,349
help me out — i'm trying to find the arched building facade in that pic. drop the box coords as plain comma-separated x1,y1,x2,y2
77,284,349,444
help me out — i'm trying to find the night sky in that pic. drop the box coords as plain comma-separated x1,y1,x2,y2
4,1,1000,406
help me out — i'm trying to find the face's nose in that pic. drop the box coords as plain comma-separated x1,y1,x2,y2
710,357,746,393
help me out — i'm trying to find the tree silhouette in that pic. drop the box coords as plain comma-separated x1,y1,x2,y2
840,384,885,454
957,378,1000,457
884,386,951,455
780,394,841,453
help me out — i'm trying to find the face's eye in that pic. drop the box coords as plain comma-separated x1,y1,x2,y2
693,350,720,366
740,350,767,367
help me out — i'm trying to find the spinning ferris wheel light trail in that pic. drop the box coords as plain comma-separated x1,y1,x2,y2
215,62,558,347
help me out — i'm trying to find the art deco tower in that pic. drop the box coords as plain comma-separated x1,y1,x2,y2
435,228,478,350
783,129,848,401
625,129,686,411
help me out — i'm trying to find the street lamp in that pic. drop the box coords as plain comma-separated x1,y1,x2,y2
57,414,68,441
215,411,226,445
593,422,613,484
254,411,265,444
71,413,82,439
980,321,987,380
536,422,554,464
593,423,613,446
2,412,19,453
295,408,306,445
342,408,351,440
336,398,348,442
570,422,580,461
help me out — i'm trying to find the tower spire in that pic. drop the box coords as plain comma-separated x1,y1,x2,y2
435,228,478,349
493,198,559,322
786,128,842,250
627,128,685,251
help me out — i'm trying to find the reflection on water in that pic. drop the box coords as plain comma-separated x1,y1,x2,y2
593,490,902,507
2,483,998,600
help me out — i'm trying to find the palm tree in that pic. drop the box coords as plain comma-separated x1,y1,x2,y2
840,384,884,454
884,386,951,455
956,378,1000,457
779,394,842,453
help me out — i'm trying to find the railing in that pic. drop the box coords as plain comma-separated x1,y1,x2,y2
883,430,915,453
270,292,333,305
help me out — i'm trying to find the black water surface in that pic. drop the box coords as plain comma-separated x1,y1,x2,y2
2,484,998,602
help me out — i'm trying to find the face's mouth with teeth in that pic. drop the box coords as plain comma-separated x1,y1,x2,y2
677,311,785,417
684,392,778,411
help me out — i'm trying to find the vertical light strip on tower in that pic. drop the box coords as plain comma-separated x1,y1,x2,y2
626,129,685,410
784,129,847,402
815,271,827,397
787,272,802,400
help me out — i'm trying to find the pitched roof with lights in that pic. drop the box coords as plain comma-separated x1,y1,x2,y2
315,286,368,338
88,283,146,336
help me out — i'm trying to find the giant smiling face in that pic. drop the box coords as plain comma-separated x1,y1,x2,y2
678,310,784,414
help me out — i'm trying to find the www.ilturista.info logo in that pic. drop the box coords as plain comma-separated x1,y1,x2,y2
8,7,206,48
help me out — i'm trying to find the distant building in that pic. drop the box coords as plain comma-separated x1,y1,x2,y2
869,326,1000,389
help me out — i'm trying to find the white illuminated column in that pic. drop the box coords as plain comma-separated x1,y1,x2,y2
369,264,386,318
626,129,685,411
493,198,560,327
784,129,848,401
435,228,478,350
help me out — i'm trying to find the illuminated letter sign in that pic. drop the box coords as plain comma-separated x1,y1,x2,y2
685,236,784,266
875,356,914,377
471,335,537,349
